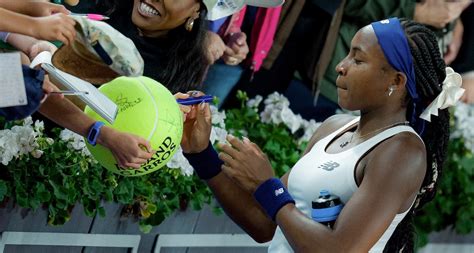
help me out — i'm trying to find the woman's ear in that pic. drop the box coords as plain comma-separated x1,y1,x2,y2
393,71,407,90
191,3,201,19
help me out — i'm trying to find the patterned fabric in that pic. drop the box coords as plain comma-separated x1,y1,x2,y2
72,16,144,77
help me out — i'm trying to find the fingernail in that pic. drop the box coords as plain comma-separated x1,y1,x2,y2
243,136,250,143
228,134,234,139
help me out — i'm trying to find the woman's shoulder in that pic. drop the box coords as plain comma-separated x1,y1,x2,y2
372,130,426,162
365,129,427,185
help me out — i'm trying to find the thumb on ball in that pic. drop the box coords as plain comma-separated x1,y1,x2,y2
138,138,152,154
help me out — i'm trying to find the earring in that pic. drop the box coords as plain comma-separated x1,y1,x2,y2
388,86,395,96
185,18,195,32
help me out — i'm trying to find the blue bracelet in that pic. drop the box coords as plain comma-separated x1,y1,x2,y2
183,142,223,180
254,178,295,221
87,121,105,146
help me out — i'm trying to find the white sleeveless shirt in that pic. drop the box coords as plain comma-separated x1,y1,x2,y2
268,117,421,253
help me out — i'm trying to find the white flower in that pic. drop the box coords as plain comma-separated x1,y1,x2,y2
453,102,474,153
11,125,38,155
59,129,75,142
246,95,263,109
299,119,322,144
281,107,302,134
264,92,290,107
34,120,44,133
59,129,92,157
45,138,54,145
260,92,296,126
0,121,42,165
237,129,248,137
260,106,274,124
210,126,228,144
0,130,19,165
31,149,44,158
166,147,194,176
22,117,33,126
210,105,226,128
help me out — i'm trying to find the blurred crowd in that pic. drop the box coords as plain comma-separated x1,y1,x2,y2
0,0,472,165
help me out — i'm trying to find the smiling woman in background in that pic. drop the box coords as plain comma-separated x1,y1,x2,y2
75,0,210,92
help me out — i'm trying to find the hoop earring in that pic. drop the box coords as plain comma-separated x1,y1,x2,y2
388,86,395,96
185,18,195,32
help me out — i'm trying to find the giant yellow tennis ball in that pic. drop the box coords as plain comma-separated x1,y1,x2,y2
84,76,183,176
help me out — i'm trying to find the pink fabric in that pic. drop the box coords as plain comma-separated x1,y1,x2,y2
220,5,282,72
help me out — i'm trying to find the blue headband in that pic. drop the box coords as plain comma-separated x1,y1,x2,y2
371,18,425,135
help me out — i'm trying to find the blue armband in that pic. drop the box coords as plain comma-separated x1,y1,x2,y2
254,178,295,221
183,142,223,180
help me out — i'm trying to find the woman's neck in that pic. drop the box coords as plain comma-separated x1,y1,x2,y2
137,27,169,38
357,108,408,136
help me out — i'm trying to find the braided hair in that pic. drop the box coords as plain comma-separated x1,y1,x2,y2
383,19,450,252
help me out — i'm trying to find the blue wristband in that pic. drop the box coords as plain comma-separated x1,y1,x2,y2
183,142,223,180
254,178,295,221
87,121,105,146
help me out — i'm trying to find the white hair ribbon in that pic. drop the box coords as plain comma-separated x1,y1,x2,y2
420,67,465,122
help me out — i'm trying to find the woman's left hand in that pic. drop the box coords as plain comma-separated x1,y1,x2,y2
223,32,249,65
41,75,64,103
174,92,192,121
218,135,274,193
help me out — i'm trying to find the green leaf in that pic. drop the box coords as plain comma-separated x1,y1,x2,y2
35,184,51,202
98,206,106,217
139,221,153,234
145,210,166,226
147,203,157,214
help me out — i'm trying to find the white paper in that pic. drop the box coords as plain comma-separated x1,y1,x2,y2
31,51,118,124
42,64,118,124
0,52,27,108
30,51,52,68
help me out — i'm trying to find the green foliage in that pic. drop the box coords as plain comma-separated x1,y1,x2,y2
0,127,212,232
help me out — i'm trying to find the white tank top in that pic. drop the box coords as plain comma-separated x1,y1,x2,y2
268,117,421,253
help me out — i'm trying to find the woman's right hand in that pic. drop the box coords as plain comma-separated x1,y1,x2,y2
180,92,212,154
205,31,226,64
98,126,154,169
32,13,76,45
25,1,71,17
414,0,470,29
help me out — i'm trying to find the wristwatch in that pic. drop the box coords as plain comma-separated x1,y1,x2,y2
87,121,105,146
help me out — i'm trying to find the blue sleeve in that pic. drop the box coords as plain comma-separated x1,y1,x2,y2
208,17,228,33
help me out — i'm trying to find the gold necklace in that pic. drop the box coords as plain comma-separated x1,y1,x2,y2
339,121,410,148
